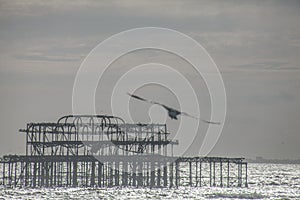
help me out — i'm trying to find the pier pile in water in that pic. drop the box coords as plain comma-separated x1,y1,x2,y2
0,115,248,188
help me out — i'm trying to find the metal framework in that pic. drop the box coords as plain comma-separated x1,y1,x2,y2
0,115,248,188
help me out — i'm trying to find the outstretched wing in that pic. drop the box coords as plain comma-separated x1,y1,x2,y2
150,101,180,114
181,111,199,119
150,99,199,120
201,119,221,125
127,93,150,102
149,100,167,107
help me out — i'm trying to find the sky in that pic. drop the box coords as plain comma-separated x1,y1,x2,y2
0,0,300,159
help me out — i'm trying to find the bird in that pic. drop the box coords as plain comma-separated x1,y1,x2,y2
127,92,221,124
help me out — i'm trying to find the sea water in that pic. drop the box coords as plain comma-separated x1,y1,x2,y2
0,163,299,199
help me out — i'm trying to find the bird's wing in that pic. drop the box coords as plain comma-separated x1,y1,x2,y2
151,100,197,119
127,92,150,102
180,111,199,119
148,100,163,106
201,119,221,125
127,93,169,111
150,101,177,113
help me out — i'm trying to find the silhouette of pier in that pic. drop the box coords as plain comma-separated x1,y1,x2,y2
0,115,248,188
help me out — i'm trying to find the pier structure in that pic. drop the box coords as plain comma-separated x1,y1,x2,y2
0,115,248,188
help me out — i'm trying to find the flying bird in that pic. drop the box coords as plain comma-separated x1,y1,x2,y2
127,92,221,124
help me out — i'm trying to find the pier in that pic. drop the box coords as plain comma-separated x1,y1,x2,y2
0,115,248,188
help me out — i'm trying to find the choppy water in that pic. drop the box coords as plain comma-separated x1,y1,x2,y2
0,163,299,199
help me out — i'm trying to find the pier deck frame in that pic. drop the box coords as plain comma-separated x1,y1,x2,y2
0,155,247,188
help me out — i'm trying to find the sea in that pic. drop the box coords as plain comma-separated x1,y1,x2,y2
0,163,299,199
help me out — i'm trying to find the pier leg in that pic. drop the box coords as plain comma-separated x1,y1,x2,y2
14,162,17,187
122,161,128,186
41,162,44,187
163,162,167,187
132,162,137,187
53,162,57,186
91,161,95,186
86,162,89,186
110,163,114,187
8,162,11,186
213,161,216,186
137,161,143,187
209,161,212,187
146,162,150,186
50,162,53,187
227,161,230,187
189,162,192,186
175,161,179,187
150,161,155,188
199,162,202,187
45,162,49,187
2,162,5,186
157,162,161,187
245,163,248,187
195,161,198,187
115,162,120,186
220,162,223,187
169,162,173,187
98,162,102,187
73,161,78,187
238,162,242,187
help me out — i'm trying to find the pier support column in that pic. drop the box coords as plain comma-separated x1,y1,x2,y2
163,162,167,187
73,161,78,187
8,162,11,186
41,162,44,187
45,162,49,187
115,162,120,186
98,162,102,187
91,161,96,187
245,163,248,187
24,162,28,187
199,162,202,187
175,161,179,187
195,161,198,187
109,163,114,187
169,162,173,187
132,161,137,187
209,161,212,187
14,162,17,187
122,161,128,186
213,161,216,186
157,162,161,187
189,162,192,186
2,162,5,186
150,161,155,188
220,161,223,187
227,161,230,187
53,162,57,186
238,162,242,187
137,161,143,187
50,162,53,187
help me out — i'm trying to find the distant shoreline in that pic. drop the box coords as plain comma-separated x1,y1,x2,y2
246,159,300,165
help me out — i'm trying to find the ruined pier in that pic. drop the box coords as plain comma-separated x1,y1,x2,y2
0,115,248,188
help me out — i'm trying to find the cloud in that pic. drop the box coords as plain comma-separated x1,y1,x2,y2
14,52,81,62
231,61,300,71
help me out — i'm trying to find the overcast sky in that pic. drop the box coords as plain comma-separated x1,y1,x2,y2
0,0,300,159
